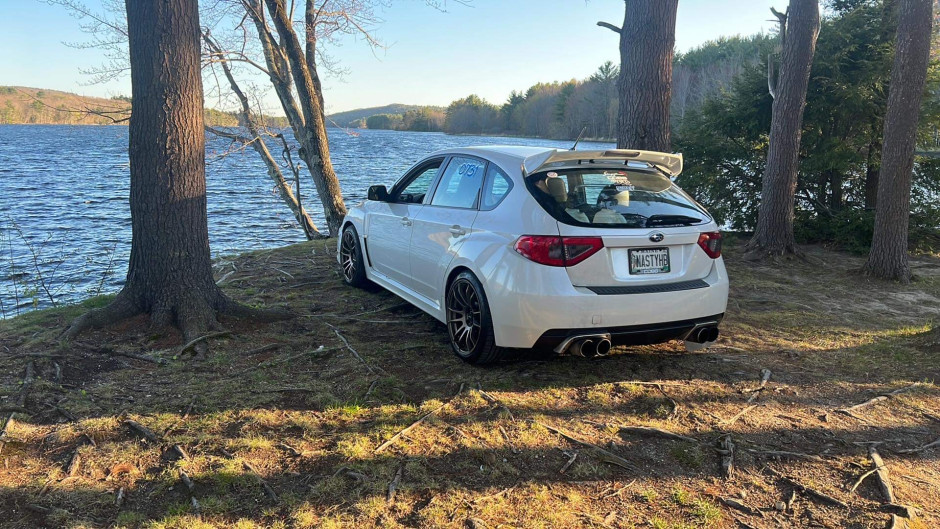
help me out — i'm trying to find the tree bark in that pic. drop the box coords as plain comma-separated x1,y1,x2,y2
746,0,820,257
202,32,322,240
865,138,882,209
261,0,348,237
63,0,289,345
865,0,933,282
613,0,678,151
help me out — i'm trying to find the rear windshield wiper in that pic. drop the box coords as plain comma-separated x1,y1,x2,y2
646,214,702,227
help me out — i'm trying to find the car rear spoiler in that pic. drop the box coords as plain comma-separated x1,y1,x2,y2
522,149,683,178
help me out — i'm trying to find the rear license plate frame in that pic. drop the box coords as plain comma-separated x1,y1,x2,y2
628,247,670,275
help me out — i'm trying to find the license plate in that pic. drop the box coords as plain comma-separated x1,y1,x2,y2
628,247,670,274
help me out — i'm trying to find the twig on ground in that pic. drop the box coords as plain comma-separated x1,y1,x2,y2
227,345,337,377
718,496,760,516
723,405,760,426
614,424,697,443
326,323,384,375
601,480,636,498
767,468,848,508
559,451,578,473
375,385,463,453
363,379,379,400
534,421,636,471
748,449,824,462
478,386,515,421
472,481,518,504
654,383,680,420
849,468,879,493
124,419,160,443
222,449,278,502
717,434,735,479
499,425,518,453
745,368,772,404
836,383,920,416
387,461,404,504
115,487,125,507
73,342,166,365
898,437,940,454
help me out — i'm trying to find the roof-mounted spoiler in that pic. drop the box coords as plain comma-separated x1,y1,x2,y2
522,149,683,179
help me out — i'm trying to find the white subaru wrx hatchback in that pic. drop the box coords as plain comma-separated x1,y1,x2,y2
338,146,729,364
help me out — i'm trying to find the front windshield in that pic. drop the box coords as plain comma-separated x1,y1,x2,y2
526,168,710,228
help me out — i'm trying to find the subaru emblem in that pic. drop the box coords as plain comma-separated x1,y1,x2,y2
649,232,665,243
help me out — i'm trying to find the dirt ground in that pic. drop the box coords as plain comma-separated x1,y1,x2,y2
1,237,938,529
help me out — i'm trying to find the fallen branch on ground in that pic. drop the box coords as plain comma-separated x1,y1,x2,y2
868,445,896,504
723,404,760,426
586,420,697,443
767,468,848,508
898,437,940,454
718,496,761,516
534,421,636,471
124,419,160,443
559,451,578,473
375,384,463,453
748,449,824,462
717,435,735,479
478,387,515,421
74,342,166,365
222,449,278,502
326,323,385,375
836,383,920,416
387,462,404,504
746,369,772,404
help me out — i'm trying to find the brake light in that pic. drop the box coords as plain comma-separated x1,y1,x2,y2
514,236,604,267
697,231,722,259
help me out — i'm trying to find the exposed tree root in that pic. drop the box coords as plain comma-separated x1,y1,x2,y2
61,287,293,357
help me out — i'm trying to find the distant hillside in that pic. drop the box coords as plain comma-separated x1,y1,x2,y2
0,86,131,125
0,86,284,127
327,104,441,128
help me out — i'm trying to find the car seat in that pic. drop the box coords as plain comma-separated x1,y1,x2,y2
546,177,590,223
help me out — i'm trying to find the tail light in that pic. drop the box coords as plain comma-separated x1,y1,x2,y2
697,231,722,259
514,235,604,267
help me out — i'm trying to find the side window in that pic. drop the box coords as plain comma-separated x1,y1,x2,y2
394,159,442,203
430,156,485,209
481,164,513,210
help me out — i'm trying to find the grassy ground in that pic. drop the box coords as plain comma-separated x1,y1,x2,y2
1,238,938,529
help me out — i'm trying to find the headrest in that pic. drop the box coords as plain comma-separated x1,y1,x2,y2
545,177,567,203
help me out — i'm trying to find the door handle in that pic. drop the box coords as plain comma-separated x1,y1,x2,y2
400,217,412,226
449,225,467,236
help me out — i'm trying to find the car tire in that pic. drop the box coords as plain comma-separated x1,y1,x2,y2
446,271,502,365
339,225,368,288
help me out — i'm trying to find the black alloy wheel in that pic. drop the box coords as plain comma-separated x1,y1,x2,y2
339,225,367,287
446,271,501,364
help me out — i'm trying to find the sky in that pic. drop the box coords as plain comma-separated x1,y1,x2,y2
0,0,788,114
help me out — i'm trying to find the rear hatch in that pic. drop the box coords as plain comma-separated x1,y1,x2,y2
524,162,716,288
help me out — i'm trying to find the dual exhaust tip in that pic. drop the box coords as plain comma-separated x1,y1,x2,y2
688,325,720,344
567,336,612,358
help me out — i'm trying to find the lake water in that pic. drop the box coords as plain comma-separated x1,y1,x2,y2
0,125,613,317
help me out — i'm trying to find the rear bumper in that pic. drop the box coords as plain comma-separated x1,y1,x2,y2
481,251,729,349
532,313,724,351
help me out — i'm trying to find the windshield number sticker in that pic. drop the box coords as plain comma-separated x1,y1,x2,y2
458,163,480,177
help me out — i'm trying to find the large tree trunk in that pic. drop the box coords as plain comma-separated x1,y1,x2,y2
610,0,678,151
865,0,933,282
746,0,820,257
63,0,287,346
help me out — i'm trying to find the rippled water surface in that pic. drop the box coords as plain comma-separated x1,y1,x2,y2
0,125,613,317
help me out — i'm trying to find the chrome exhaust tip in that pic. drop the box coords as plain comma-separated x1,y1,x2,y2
570,338,595,357
595,338,612,357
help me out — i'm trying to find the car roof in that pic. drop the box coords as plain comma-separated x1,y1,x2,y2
425,145,551,176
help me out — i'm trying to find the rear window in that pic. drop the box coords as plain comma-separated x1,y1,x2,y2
526,168,710,228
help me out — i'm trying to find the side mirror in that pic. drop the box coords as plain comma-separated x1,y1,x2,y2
368,185,389,202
